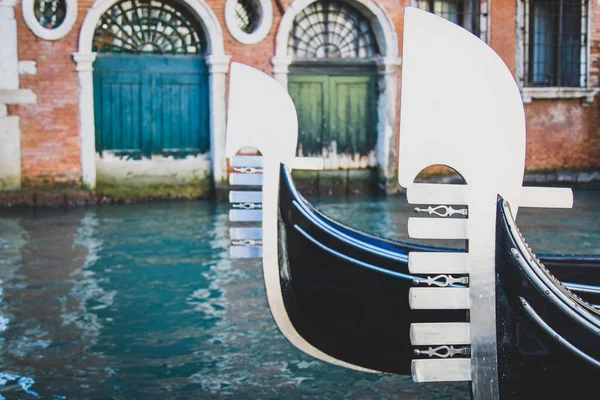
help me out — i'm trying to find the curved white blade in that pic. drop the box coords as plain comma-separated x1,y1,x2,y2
226,62,298,162
226,63,378,374
398,7,526,213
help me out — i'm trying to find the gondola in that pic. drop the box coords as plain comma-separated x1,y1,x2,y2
230,156,600,377
224,7,600,399
496,196,600,398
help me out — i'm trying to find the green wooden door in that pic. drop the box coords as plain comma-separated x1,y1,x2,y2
288,76,328,156
93,55,210,159
288,73,376,159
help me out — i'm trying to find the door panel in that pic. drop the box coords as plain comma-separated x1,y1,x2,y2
96,73,143,158
161,73,205,157
93,55,209,159
288,76,328,156
330,76,374,155
288,72,376,164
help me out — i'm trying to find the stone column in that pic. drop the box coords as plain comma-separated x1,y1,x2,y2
206,55,232,186
271,56,293,88
0,0,36,191
73,52,97,190
376,56,402,191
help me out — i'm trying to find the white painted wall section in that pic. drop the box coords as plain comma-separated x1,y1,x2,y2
0,0,37,191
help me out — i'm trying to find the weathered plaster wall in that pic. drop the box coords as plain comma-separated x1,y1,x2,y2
95,153,213,199
0,116,22,190
0,0,36,191
96,153,212,186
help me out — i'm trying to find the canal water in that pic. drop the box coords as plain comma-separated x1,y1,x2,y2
0,190,598,399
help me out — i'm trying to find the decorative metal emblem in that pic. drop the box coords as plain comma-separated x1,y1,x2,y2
233,166,263,174
414,345,471,358
34,0,66,29
93,0,207,55
232,202,262,210
232,239,263,246
288,1,379,59
229,156,264,259
413,274,469,287
414,205,468,217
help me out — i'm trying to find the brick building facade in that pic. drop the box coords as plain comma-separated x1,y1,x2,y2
0,0,599,200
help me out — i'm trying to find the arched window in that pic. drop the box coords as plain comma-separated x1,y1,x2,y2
287,1,379,59
92,0,207,55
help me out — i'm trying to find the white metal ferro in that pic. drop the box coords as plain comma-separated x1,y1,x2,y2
225,63,372,372
398,8,573,399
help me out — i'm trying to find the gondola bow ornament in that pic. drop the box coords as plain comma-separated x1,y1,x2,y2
398,8,572,399
224,63,376,371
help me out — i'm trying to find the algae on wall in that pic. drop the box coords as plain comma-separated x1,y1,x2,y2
95,153,214,200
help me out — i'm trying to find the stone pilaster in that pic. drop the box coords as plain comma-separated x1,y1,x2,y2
206,54,232,185
376,56,402,189
73,52,98,189
271,56,293,87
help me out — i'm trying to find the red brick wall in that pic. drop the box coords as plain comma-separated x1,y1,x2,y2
520,1,600,172
7,0,599,188
489,0,516,75
8,1,91,187
525,100,599,171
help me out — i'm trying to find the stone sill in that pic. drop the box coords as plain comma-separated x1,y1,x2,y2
0,89,37,105
521,87,599,104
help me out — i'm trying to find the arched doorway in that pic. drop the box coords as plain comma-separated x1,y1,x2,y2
92,0,209,160
272,0,400,191
287,1,378,168
74,0,230,190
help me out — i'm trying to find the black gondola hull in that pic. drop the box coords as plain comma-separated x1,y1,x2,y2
275,165,600,380
495,199,600,398
277,166,467,374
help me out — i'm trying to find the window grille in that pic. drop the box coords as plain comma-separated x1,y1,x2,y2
234,0,262,34
287,1,379,59
415,0,481,36
34,0,67,29
524,0,588,87
93,0,207,55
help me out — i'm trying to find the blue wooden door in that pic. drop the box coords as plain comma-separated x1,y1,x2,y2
93,55,209,159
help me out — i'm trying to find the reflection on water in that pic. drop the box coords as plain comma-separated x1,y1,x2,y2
0,190,597,399
309,190,600,254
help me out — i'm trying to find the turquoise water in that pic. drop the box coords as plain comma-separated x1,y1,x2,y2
0,190,598,399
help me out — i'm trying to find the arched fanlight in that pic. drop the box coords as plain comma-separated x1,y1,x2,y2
288,1,379,59
92,0,207,55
